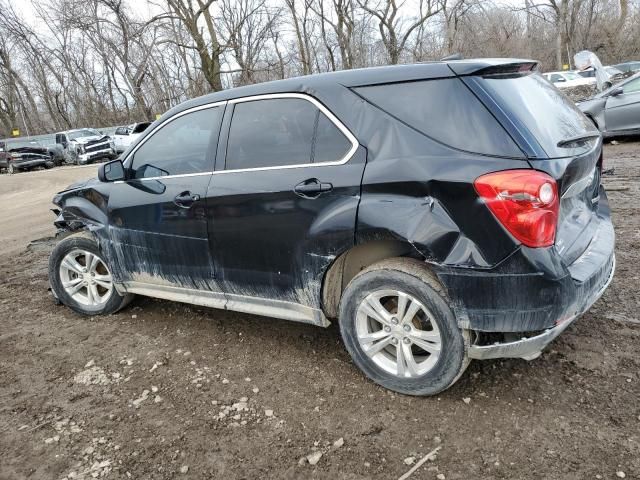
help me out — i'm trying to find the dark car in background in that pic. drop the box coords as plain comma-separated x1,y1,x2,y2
0,138,54,174
48,59,614,395
578,72,640,137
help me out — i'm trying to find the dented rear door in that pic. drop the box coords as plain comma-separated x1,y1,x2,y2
206,95,365,309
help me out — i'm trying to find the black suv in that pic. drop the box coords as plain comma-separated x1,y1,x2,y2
49,59,615,395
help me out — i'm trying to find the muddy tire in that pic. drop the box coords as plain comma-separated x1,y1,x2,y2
339,258,469,396
49,233,133,316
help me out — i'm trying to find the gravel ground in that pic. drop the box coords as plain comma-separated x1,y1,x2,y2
0,142,639,480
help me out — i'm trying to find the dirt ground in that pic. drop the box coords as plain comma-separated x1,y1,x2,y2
0,144,638,480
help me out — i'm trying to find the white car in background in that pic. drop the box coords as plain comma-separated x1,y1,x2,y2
542,71,596,89
113,122,152,153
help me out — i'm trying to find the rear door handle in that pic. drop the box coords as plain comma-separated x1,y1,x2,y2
294,179,333,198
174,191,200,208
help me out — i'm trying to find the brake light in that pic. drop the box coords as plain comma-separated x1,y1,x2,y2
474,170,559,248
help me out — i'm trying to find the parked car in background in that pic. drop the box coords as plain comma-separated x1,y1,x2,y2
612,61,640,74
543,71,595,88
0,138,54,174
49,59,614,396
578,72,640,137
54,128,117,165
113,122,152,153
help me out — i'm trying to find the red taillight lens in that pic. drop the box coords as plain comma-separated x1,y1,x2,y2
474,170,559,248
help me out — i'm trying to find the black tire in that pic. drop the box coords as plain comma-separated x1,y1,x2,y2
339,258,469,396
49,232,133,315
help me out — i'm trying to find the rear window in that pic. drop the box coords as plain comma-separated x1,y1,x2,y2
477,73,597,158
354,78,523,157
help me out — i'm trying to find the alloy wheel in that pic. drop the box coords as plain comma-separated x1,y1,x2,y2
355,289,442,378
59,249,114,307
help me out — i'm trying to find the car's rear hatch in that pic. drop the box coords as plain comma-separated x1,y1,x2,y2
461,64,610,273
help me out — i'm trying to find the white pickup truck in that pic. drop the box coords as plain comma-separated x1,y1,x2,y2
54,128,118,165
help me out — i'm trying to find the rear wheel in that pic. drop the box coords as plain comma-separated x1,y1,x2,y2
339,258,469,396
49,233,133,315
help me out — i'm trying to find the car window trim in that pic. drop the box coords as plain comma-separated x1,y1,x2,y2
119,101,227,181
219,92,358,174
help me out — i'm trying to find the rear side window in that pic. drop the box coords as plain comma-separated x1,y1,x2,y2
131,106,223,179
313,114,352,163
225,97,353,170
354,79,523,157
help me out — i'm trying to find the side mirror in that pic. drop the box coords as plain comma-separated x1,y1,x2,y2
98,159,125,182
609,87,623,97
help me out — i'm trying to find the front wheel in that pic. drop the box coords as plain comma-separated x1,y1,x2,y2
49,233,133,315
339,258,469,396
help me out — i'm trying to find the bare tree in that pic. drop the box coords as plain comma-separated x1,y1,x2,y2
357,0,442,64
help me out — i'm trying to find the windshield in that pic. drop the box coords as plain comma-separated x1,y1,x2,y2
68,129,101,140
478,72,597,158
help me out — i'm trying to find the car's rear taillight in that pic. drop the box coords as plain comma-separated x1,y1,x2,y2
474,170,559,248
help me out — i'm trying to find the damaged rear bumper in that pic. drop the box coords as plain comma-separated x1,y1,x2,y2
439,186,615,361
467,253,615,360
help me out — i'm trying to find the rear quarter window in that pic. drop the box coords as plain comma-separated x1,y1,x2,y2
354,78,523,158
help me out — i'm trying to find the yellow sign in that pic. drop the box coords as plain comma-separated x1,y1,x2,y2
562,64,570,70
11,129,19,137
155,113,161,120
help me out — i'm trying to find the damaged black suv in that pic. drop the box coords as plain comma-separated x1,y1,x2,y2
49,59,615,395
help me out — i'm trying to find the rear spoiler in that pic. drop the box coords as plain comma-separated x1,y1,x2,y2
448,60,538,77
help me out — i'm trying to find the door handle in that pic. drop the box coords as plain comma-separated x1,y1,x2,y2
174,191,200,208
294,179,333,198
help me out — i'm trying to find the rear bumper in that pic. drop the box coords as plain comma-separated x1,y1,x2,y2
438,186,615,360
467,254,614,360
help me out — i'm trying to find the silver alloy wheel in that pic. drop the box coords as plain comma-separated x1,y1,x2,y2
59,249,114,307
355,289,442,378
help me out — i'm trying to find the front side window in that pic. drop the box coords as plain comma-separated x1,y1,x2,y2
130,106,223,179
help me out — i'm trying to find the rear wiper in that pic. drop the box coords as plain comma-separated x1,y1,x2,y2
557,132,601,148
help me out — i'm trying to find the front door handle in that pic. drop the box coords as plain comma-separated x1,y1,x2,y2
294,179,333,198
174,191,200,208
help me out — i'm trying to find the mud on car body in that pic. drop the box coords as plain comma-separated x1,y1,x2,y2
49,59,615,395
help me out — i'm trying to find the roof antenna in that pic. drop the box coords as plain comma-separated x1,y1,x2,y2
441,53,463,61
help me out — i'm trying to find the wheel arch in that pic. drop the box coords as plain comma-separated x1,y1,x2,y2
321,239,427,318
